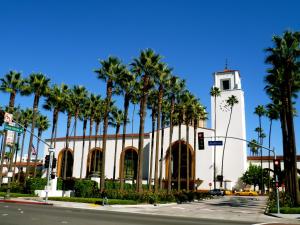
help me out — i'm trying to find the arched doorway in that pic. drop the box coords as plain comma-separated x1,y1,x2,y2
86,148,102,177
120,147,138,181
165,141,194,190
57,149,73,178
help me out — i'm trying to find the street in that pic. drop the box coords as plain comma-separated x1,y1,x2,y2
0,202,253,225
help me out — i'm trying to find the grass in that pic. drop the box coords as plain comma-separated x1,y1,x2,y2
0,192,36,198
48,197,138,205
269,207,300,214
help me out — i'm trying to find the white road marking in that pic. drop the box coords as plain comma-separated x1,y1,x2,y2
20,211,24,214
171,207,185,210
18,208,21,211
252,223,278,225
2,214,8,216
61,221,68,224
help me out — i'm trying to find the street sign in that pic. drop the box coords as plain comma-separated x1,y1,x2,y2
4,123,23,133
6,130,15,146
4,112,13,123
208,140,223,146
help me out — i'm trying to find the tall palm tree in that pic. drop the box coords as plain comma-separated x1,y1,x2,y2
167,76,185,193
266,103,280,190
17,108,33,182
0,70,24,112
265,31,300,205
71,86,88,152
34,114,50,177
43,84,68,148
116,67,136,190
254,105,266,193
109,107,127,182
22,73,50,180
146,90,158,190
131,49,162,193
210,87,221,189
220,95,238,187
154,62,171,192
95,56,123,191
248,139,259,156
79,96,91,179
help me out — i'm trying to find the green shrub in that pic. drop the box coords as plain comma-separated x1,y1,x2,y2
25,178,47,194
48,197,137,205
74,179,99,198
268,191,294,208
0,182,23,193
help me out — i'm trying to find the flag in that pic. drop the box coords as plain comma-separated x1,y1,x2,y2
31,144,37,156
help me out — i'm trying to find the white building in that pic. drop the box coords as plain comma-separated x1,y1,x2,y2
44,69,248,190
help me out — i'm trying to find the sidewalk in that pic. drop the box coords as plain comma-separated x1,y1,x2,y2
1,196,299,224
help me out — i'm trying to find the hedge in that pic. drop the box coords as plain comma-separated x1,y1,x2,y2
48,197,137,205
269,207,300,214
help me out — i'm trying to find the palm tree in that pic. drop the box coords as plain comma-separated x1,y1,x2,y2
154,62,171,192
265,31,300,205
0,70,24,112
146,90,158,190
17,108,33,182
254,105,266,193
167,76,185,193
248,139,259,156
220,95,238,187
71,86,88,152
266,103,280,190
22,73,50,180
79,96,91,179
131,49,162,193
34,114,50,177
109,107,127,183
95,56,123,191
43,84,68,148
210,87,221,189
116,67,136,190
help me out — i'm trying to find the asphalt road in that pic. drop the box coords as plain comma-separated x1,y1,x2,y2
0,202,253,225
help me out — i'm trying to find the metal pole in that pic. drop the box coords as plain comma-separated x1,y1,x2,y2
45,148,54,203
273,150,280,214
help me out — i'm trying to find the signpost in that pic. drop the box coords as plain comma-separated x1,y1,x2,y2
208,140,223,146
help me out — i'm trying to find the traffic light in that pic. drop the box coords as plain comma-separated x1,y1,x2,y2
45,155,50,168
0,109,5,126
52,158,57,169
198,132,204,150
273,159,281,175
51,173,55,179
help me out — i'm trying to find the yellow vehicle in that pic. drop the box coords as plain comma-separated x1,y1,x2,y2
235,190,258,196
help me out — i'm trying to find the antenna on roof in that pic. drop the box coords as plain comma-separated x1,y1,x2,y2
225,58,228,70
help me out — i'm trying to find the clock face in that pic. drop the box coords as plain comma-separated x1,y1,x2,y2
219,100,230,112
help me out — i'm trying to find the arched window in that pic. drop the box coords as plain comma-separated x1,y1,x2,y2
58,149,73,178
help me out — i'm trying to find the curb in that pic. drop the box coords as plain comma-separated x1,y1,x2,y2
0,199,53,205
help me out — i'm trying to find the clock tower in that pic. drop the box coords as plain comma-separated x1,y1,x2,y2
211,69,247,189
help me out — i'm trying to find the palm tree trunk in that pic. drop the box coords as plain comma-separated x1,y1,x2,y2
178,121,182,191
8,91,16,111
100,80,113,191
148,110,156,191
159,115,165,190
33,130,42,178
73,112,79,151
131,104,136,185
0,133,6,185
259,116,264,194
50,108,59,148
94,120,100,174
80,119,87,179
12,133,21,182
167,97,174,193
268,119,272,192
120,95,130,190
214,96,217,189
220,107,233,188
17,127,26,182
136,76,149,193
186,122,190,191
64,112,72,179
193,119,197,190
25,94,40,181
87,117,94,177
113,125,120,183
154,88,162,192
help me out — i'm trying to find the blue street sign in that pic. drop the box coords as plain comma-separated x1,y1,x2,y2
208,141,223,146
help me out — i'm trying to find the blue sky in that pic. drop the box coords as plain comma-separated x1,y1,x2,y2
0,0,299,156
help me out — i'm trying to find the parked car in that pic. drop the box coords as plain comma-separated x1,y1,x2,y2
208,189,224,196
235,190,258,196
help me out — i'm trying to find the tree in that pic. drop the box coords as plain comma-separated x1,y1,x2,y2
115,66,136,190
0,70,24,112
220,95,238,187
43,84,68,148
248,139,259,156
210,87,221,189
131,49,161,192
109,107,127,183
166,76,185,193
241,164,270,190
22,73,50,181
254,105,266,193
95,56,123,191
265,31,300,205
34,114,50,177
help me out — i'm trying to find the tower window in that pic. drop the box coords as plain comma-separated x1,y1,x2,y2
221,79,230,90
